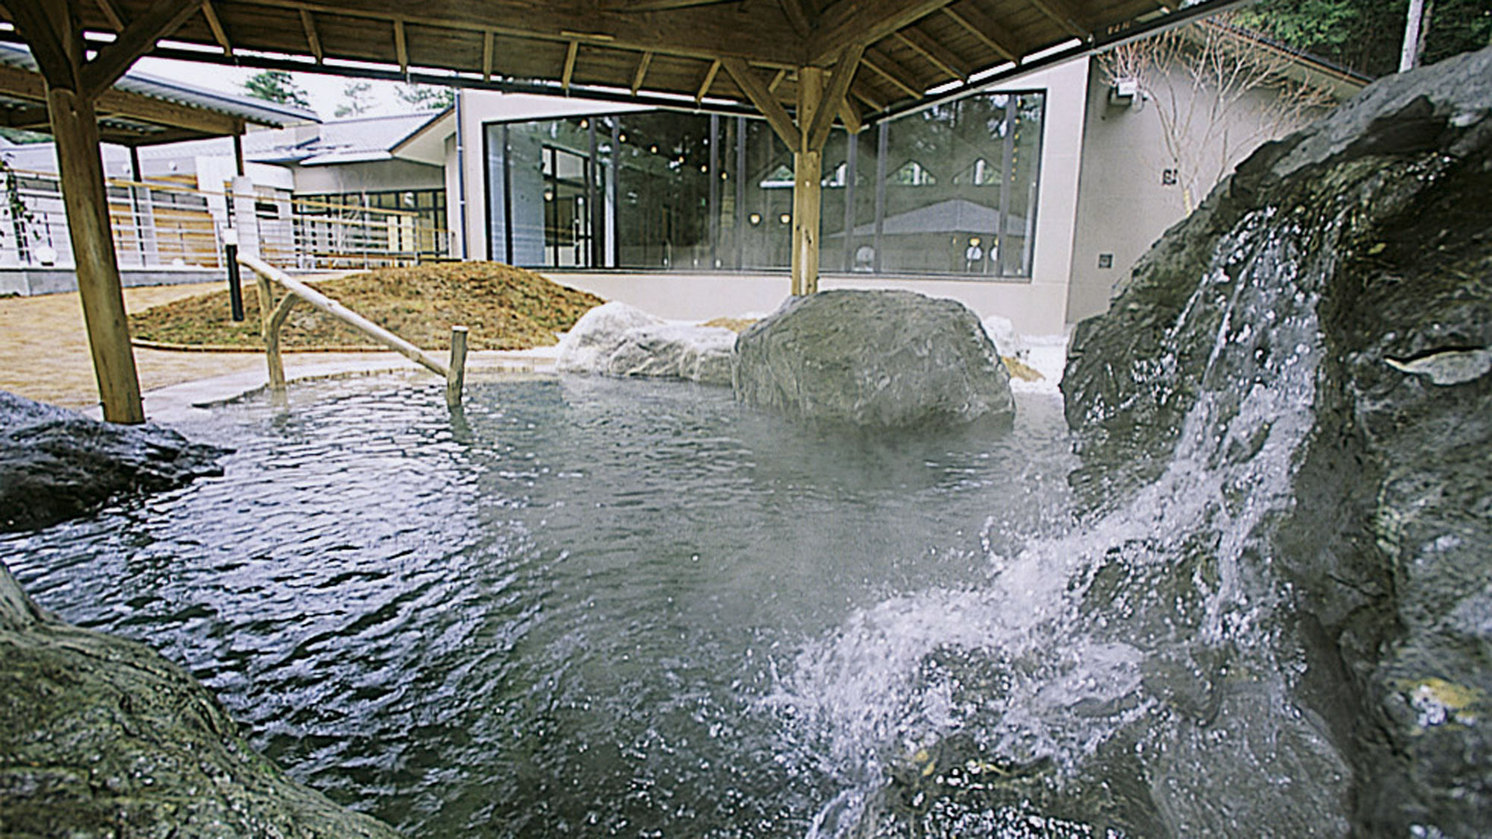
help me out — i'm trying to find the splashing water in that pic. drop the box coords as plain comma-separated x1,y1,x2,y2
772,203,1351,836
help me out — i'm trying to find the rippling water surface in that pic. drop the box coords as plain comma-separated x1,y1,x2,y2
3,374,1080,837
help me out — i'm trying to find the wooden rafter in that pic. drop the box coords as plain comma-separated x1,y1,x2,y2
941,5,1020,63
561,40,578,91
895,27,968,81
720,58,798,149
299,8,324,62
806,43,862,150
1025,0,1088,39
4,0,82,90
806,0,953,65
601,0,742,9
695,58,721,104
777,0,811,36
217,0,804,67
767,68,787,93
95,0,127,32
0,105,51,129
482,30,494,81
862,47,923,100
201,0,233,57
630,50,652,94
79,0,200,97
836,99,863,134
393,19,408,72
850,80,886,112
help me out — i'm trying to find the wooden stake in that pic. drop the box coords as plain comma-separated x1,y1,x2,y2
446,325,468,408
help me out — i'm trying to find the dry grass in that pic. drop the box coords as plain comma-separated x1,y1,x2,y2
128,262,604,351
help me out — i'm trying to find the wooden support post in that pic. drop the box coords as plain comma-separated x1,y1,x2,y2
791,66,824,297
254,272,286,392
47,84,145,423
446,325,468,409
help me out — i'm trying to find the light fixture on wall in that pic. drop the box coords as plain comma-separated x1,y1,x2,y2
1108,77,1139,107
779,213,791,225
749,213,762,225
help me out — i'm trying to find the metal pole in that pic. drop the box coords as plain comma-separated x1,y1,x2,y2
223,228,243,321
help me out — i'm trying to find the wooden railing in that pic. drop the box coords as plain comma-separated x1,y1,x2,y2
237,254,468,408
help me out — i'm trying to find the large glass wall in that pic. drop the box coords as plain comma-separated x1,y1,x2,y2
483,90,1045,278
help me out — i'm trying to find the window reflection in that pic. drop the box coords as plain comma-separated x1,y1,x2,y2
483,91,1044,279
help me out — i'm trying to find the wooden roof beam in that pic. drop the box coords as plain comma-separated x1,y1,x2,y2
393,19,408,73
777,0,811,36
850,80,886,112
806,0,954,65
79,0,200,97
561,40,578,91
695,58,721,104
837,98,863,134
95,0,127,32
5,0,83,90
0,104,51,129
300,9,323,63
240,0,804,67
768,68,788,93
862,47,923,100
630,51,653,94
200,0,232,57
942,5,1021,63
720,57,799,150
482,30,494,81
895,26,968,81
806,43,862,150
1025,0,1090,40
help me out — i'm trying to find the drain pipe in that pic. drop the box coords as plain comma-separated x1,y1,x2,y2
455,90,469,260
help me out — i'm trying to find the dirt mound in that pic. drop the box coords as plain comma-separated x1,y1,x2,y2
128,262,603,351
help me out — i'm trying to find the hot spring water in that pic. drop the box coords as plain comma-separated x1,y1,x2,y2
3,311,1335,837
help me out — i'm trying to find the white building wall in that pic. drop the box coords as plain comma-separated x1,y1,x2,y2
454,61,1089,335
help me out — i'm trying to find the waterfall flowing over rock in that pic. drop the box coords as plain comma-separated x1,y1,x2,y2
1062,45,1492,837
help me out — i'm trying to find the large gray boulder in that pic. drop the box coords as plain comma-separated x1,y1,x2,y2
732,289,1014,429
0,391,226,532
0,562,400,837
1061,46,1492,837
556,302,735,386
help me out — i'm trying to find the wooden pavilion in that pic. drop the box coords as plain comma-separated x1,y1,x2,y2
0,0,1244,422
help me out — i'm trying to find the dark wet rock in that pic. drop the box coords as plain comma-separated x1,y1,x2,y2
556,302,735,386
0,561,400,837
1062,46,1492,836
733,290,1013,430
0,390,227,532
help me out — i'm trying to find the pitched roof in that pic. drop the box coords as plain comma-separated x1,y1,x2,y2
247,110,447,166
0,43,317,146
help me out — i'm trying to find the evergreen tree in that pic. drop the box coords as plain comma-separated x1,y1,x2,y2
243,70,312,110
1237,0,1491,77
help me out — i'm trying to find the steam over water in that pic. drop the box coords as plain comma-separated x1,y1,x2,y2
5,376,1084,836
5,225,1344,839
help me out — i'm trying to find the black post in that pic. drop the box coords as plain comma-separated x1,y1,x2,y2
224,232,243,321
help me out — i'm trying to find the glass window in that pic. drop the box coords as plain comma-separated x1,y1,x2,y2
481,89,1044,279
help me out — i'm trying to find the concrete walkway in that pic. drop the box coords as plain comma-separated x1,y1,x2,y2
0,283,555,422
